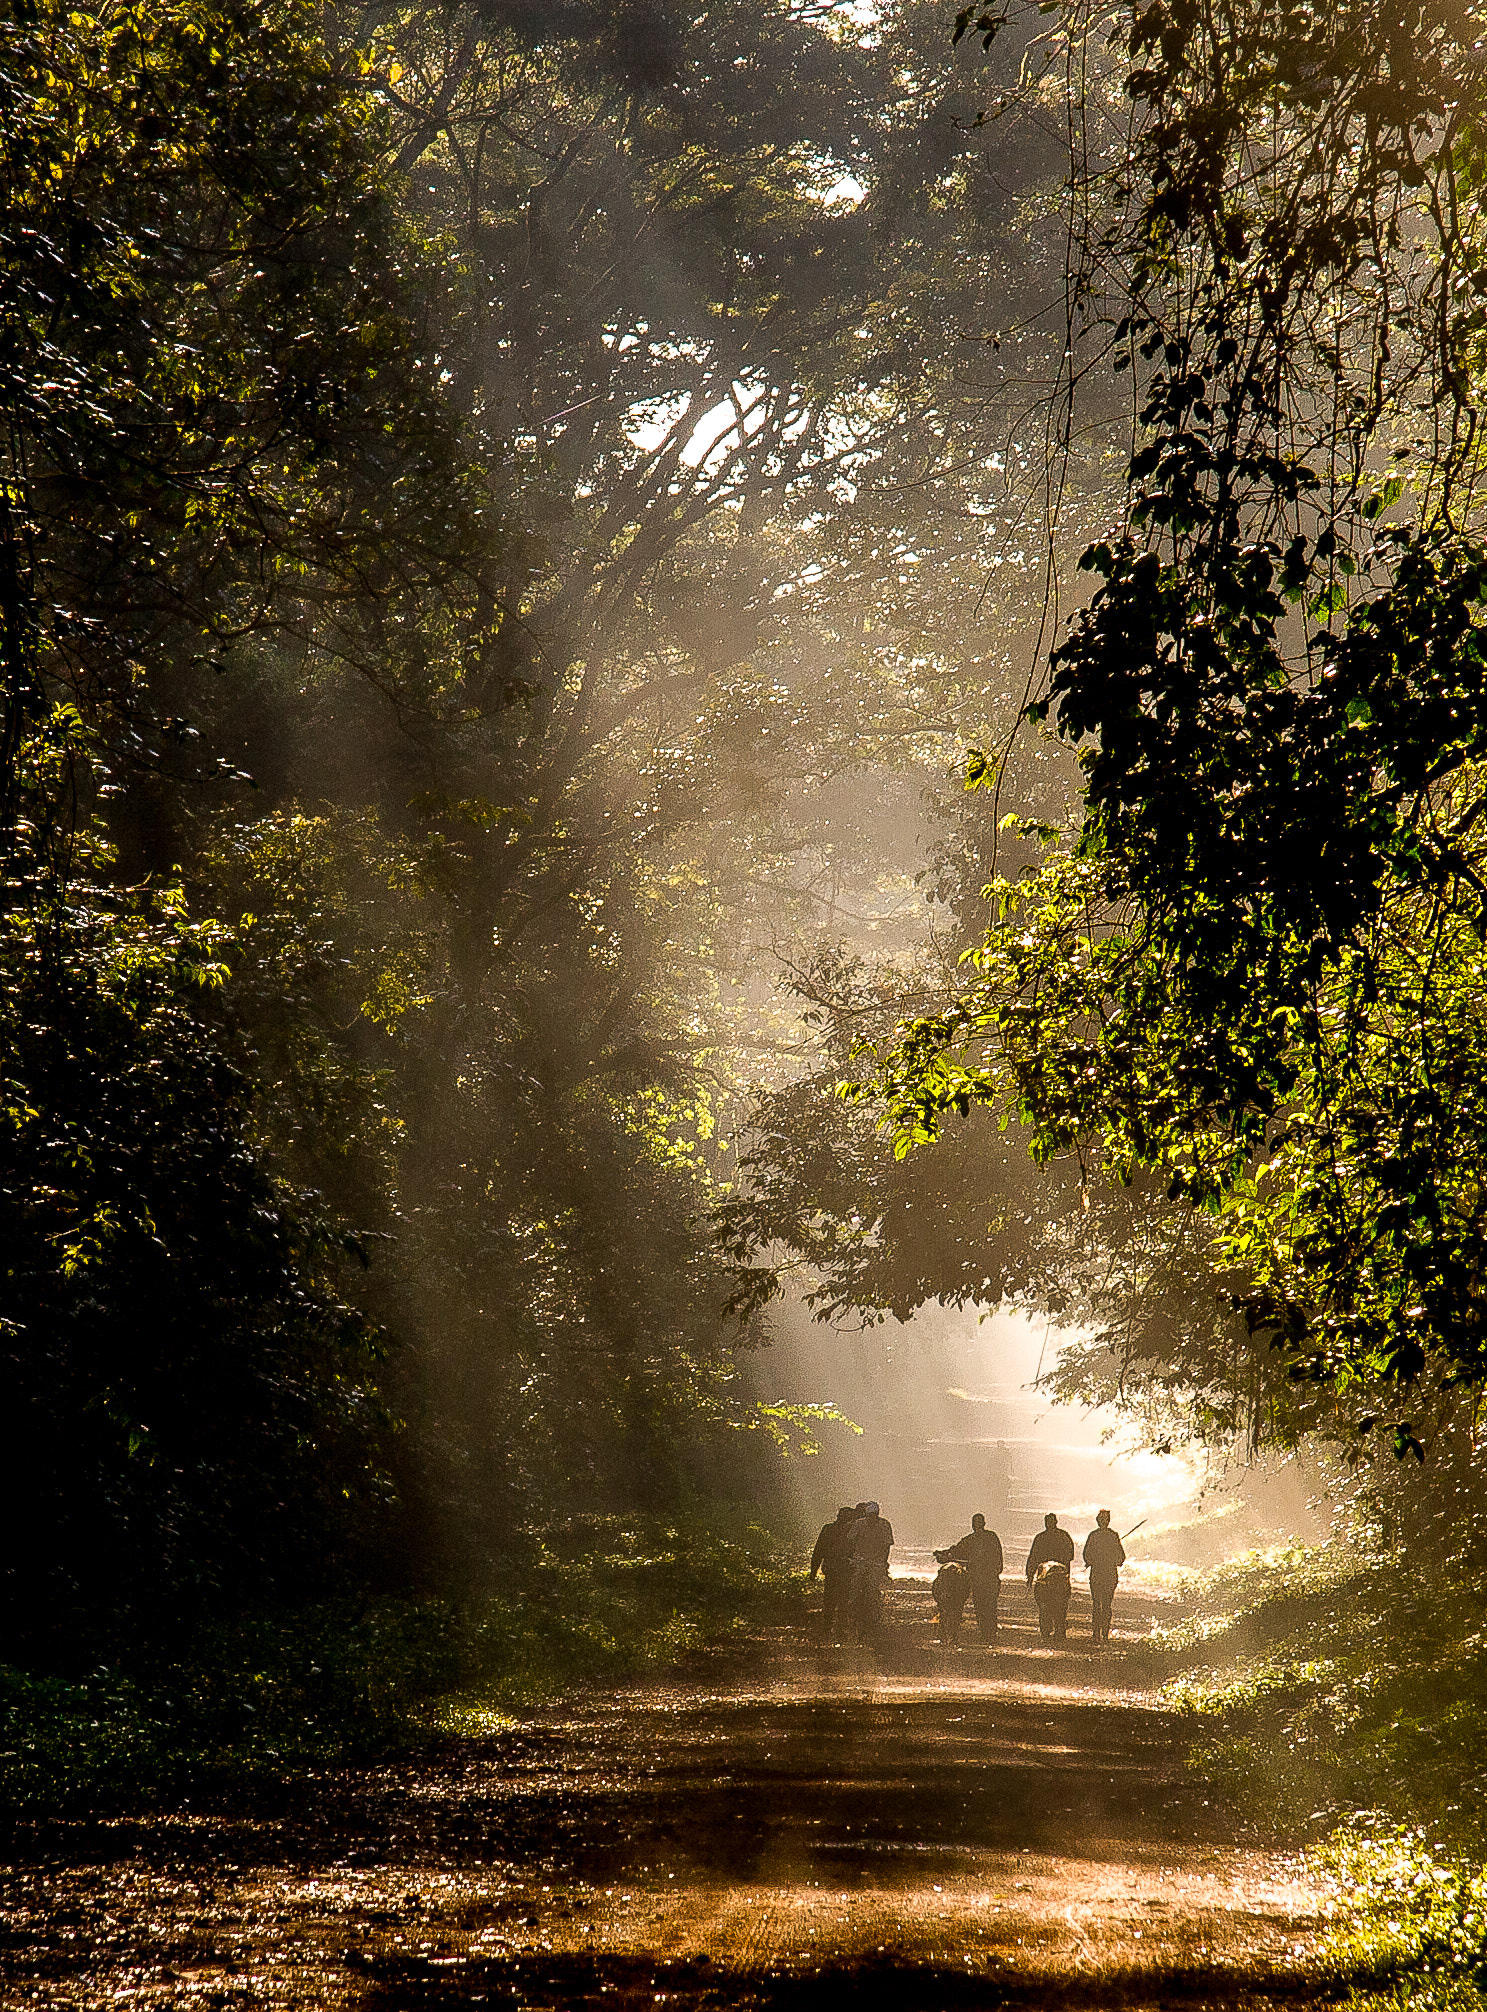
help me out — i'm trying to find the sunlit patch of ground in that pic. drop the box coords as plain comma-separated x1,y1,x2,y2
0,1584,1343,2008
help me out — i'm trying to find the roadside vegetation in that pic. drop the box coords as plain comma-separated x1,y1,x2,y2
0,1516,802,1821
1140,1482,1487,2012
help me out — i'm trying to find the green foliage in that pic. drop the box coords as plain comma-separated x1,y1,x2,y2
1140,1533,1487,2012
0,1514,802,1817
0,0,490,1653
831,0,1487,1457
1322,1826,1487,2012
1339,1983,1487,2012
736,1398,863,1457
0,0,1116,1658
185,0,1092,1558
712,942,1092,1326
0,849,391,1654
1027,0,1487,1423
1142,1532,1487,1846
0,0,496,794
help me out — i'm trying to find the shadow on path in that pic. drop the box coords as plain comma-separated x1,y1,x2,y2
0,1586,1344,2010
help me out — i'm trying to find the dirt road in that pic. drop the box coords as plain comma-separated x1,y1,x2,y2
0,1580,1338,2009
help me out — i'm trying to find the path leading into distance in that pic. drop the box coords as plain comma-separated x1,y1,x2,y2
0,1583,1341,2009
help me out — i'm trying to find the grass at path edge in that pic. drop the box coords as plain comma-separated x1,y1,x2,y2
0,1512,806,1822
1136,1542,1487,2012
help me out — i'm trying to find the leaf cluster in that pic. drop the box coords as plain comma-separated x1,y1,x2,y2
845,0,1487,1458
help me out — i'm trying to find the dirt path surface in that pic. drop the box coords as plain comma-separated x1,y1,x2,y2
0,1583,1340,2010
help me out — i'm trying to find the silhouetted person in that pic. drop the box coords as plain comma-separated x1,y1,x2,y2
1024,1511,1075,1585
848,1501,893,1641
931,1555,970,1644
810,1506,858,1640
989,1442,1014,1524
946,1512,1004,1644
1083,1509,1126,1646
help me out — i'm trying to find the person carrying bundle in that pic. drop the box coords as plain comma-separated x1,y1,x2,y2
931,1553,971,1643
945,1512,1004,1645
1025,1513,1075,1644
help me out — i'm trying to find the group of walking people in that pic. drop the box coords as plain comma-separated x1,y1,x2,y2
806,1502,896,1642
809,1503,1127,1647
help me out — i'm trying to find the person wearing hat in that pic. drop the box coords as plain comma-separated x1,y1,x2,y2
1083,1509,1126,1646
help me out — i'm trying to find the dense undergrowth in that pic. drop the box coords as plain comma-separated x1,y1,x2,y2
0,1513,803,1822
1144,1537,1487,2011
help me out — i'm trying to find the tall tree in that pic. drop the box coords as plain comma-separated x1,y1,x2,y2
0,0,495,1647
846,0,1487,1461
175,0,1097,1557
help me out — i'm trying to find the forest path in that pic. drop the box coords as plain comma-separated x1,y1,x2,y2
1,1583,1340,2010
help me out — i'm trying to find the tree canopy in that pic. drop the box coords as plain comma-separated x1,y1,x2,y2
21,0,1483,1664
0,0,495,1647
3,0,1096,1646
184,0,1091,1565
838,0,1487,1461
